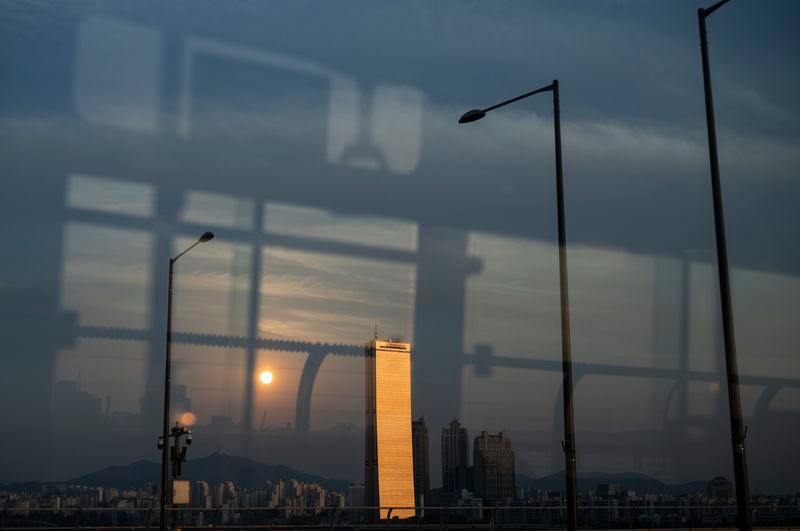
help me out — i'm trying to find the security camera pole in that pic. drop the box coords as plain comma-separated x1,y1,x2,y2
170,423,192,479
157,423,192,531
159,232,214,531
172,423,191,531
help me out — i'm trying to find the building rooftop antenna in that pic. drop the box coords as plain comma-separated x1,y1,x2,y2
374,323,378,340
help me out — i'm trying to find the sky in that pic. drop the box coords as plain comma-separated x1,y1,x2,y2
0,0,799,493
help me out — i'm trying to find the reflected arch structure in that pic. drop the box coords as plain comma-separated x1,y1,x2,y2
66,177,800,457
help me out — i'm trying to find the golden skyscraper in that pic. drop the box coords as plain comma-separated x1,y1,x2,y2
365,339,415,520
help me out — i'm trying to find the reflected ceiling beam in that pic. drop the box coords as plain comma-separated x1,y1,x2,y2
67,208,424,265
462,352,800,388
77,325,800,389
78,325,361,355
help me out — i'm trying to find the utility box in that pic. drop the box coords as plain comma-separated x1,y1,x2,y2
172,480,190,505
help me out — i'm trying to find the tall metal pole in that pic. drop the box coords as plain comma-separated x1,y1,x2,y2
458,84,577,528
553,79,578,531
160,258,175,531
698,4,751,530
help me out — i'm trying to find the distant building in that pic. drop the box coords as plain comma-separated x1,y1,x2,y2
348,483,365,523
347,483,365,506
442,418,470,492
192,481,211,508
411,417,431,506
473,431,515,501
707,476,734,500
597,483,622,498
209,416,234,429
213,482,235,507
364,339,415,520
51,380,102,420
173,384,192,417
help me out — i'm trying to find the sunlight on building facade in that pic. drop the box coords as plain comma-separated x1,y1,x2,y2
364,340,415,519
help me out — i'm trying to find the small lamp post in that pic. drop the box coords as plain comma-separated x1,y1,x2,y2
159,232,214,531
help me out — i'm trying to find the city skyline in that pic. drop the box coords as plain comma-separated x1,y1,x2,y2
23,386,788,498
0,447,785,497
4,454,797,529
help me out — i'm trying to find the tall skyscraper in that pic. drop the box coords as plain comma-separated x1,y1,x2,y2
364,339,415,520
473,431,515,501
411,417,431,506
441,418,470,492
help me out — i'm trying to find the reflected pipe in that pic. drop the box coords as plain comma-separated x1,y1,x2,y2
458,80,578,531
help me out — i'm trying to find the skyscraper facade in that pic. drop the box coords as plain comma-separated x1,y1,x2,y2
441,418,470,492
473,431,515,501
411,417,430,506
365,339,415,519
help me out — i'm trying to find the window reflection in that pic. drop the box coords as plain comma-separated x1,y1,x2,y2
264,201,418,252
2,0,798,502
259,247,415,344
74,16,162,133
54,337,148,415
181,189,255,230
66,174,154,218
60,222,152,329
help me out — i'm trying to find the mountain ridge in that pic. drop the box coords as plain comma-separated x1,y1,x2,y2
1,453,721,495
517,470,708,495
1,452,351,492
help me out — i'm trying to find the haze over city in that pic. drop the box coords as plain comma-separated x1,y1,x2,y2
1,0,799,529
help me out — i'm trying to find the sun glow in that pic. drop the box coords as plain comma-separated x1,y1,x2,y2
259,370,274,384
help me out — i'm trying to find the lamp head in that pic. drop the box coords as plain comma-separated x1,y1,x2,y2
458,109,486,124
199,231,215,243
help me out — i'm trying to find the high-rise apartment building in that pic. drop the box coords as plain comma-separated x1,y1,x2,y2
212,483,224,507
441,418,470,492
347,483,365,523
192,480,211,508
411,417,431,506
707,476,734,500
364,339,415,519
473,431,515,501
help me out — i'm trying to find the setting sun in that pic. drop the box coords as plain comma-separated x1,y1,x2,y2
259,370,274,385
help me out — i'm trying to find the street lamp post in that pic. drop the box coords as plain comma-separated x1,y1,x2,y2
159,231,214,531
697,2,752,530
459,80,578,531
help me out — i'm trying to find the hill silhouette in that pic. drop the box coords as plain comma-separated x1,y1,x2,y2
517,471,707,494
1,453,716,496
57,452,350,492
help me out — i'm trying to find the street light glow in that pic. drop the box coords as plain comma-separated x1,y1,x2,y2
179,411,197,426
